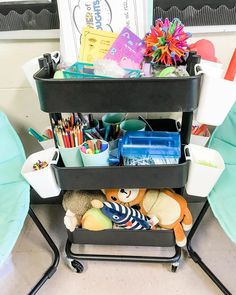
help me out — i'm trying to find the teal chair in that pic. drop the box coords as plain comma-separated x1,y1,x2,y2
0,112,59,294
188,103,236,295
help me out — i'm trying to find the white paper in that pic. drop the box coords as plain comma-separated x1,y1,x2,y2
57,0,150,65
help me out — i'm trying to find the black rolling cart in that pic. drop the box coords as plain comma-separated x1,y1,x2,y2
34,64,201,273
34,62,233,294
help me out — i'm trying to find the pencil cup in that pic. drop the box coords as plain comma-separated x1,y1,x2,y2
185,144,225,197
102,113,126,128
120,119,146,133
21,148,61,199
59,146,83,167
196,74,236,126
80,140,109,167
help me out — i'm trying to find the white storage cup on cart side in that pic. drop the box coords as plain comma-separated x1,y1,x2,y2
21,148,61,198
190,128,211,147
185,144,225,197
195,66,236,126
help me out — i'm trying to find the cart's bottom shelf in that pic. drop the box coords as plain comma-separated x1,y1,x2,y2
68,228,176,247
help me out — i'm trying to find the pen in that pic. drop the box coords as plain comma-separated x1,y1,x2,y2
28,128,45,142
51,113,62,125
88,114,95,128
105,126,110,141
77,113,87,125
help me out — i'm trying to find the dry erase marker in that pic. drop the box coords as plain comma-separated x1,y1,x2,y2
43,53,54,77
101,143,108,152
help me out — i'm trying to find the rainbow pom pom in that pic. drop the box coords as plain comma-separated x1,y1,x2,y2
144,18,191,65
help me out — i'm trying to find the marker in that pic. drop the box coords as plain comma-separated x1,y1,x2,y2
101,143,108,152
43,53,54,77
88,114,95,128
87,140,94,153
81,146,87,154
28,128,45,142
224,49,236,81
86,148,93,154
96,140,102,151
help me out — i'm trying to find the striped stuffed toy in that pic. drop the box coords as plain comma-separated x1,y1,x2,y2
92,200,151,230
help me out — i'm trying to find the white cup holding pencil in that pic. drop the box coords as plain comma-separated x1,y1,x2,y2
55,124,84,167
80,139,109,167
59,146,83,167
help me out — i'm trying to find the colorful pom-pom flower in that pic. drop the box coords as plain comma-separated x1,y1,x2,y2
144,18,191,65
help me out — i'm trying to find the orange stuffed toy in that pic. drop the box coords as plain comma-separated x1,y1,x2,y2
103,188,192,247
141,189,192,247
103,188,146,213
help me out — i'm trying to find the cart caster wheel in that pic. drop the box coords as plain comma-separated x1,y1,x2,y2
67,258,84,273
171,262,179,273
71,260,84,273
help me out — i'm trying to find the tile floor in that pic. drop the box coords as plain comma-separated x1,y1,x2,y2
0,203,235,295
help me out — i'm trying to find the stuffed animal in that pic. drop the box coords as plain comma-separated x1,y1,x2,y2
81,208,112,231
62,190,106,232
92,200,155,230
103,188,146,212
141,189,193,247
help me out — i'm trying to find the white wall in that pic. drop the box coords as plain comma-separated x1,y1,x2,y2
0,32,236,155
0,39,59,155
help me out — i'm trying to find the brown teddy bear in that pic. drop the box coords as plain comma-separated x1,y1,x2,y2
103,188,146,213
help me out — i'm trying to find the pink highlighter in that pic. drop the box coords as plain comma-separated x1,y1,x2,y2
224,49,236,81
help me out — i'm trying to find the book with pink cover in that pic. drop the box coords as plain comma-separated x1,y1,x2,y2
105,27,146,69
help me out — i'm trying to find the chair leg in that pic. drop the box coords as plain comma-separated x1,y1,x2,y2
187,200,232,295
27,207,60,295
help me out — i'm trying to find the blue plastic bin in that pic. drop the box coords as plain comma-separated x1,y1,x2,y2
120,131,181,165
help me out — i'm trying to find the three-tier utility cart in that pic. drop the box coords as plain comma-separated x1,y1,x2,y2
34,65,202,274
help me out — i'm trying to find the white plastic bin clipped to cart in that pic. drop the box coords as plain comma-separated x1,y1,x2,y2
185,144,225,197
38,126,54,150
21,147,61,198
195,72,236,126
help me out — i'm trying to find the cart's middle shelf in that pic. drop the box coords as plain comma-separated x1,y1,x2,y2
53,156,189,191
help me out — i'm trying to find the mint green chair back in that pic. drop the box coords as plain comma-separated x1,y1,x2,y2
208,102,236,243
0,112,29,265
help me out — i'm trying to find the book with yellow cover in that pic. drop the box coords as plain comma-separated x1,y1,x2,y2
79,27,118,63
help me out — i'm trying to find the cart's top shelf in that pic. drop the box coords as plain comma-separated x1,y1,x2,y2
34,68,202,113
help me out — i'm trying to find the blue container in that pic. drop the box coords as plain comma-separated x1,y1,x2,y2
120,131,181,165
63,62,140,79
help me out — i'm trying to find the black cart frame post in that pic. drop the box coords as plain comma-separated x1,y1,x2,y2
28,207,60,295
187,200,232,295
